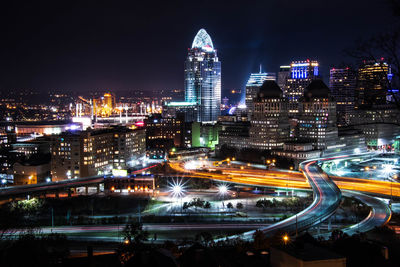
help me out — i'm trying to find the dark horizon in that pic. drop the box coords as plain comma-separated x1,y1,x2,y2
0,0,396,94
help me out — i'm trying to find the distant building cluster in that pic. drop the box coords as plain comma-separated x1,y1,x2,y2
218,58,400,167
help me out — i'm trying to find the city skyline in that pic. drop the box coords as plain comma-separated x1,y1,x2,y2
1,1,400,265
0,0,396,94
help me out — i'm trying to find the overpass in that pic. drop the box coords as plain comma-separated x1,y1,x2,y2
0,175,106,199
0,163,161,199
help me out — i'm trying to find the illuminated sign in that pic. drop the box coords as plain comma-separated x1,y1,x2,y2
112,169,128,177
135,121,145,127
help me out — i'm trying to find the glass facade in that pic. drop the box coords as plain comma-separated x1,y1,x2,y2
185,29,221,123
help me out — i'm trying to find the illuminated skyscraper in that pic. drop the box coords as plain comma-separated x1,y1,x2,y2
356,59,390,108
245,69,276,117
284,60,319,115
298,80,337,150
185,29,221,123
249,80,289,150
329,67,356,126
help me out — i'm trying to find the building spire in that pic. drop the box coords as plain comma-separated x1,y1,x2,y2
259,64,262,73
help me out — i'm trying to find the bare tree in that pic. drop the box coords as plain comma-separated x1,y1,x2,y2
346,0,400,111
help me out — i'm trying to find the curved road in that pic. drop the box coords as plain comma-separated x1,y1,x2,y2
317,190,392,239
213,158,343,240
172,156,391,239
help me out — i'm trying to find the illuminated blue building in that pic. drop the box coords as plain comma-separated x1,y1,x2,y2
283,60,320,116
185,29,221,123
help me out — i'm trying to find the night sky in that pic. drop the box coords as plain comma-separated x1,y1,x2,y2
0,0,395,94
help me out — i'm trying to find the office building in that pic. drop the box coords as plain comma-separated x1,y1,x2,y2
49,126,145,180
185,29,221,123
284,60,320,115
245,70,277,117
277,65,290,90
272,141,322,168
298,80,338,150
13,159,51,185
356,59,390,108
249,80,289,150
162,102,198,122
350,105,400,148
218,116,250,151
329,67,357,126
146,115,186,150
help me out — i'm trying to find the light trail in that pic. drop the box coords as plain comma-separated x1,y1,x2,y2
169,154,392,239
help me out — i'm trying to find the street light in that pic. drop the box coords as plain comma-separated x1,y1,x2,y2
282,234,289,245
172,185,182,195
218,185,228,195
383,164,393,173
168,179,186,213
168,179,186,199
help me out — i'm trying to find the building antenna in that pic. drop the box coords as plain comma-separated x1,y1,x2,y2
259,64,262,73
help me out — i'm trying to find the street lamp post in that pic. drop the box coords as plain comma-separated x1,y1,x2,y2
219,185,228,217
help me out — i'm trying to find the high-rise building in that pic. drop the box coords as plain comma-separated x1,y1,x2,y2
218,117,250,152
329,67,357,126
356,59,390,108
49,126,145,180
298,80,338,150
145,114,186,151
278,65,290,89
185,29,221,123
249,81,289,150
245,71,276,117
284,60,319,115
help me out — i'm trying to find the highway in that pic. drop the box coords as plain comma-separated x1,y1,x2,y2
5,223,341,243
317,190,392,239
0,155,393,240
211,158,343,239
0,163,161,199
0,175,105,198
170,156,392,239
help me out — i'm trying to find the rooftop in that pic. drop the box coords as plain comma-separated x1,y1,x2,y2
304,79,330,99
256,80,283,99
273,243,344,262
